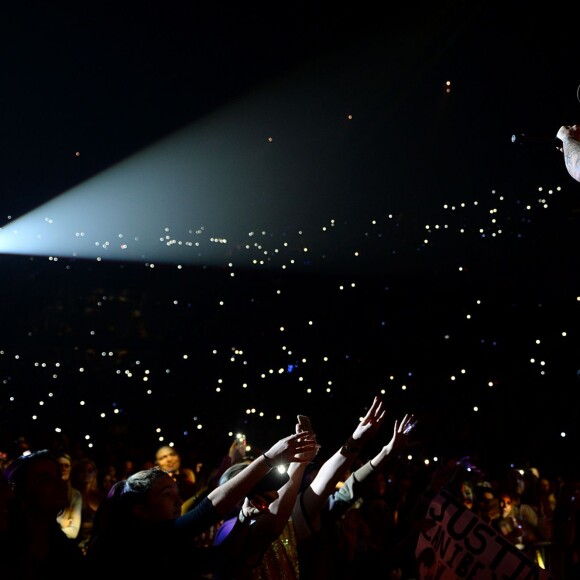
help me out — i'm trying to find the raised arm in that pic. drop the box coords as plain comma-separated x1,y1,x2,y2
292,396,386,541
235,439,320,559
205,435,248,494
212,434,320,575
206,431,317,518
337,413,417,498
364,413,416,472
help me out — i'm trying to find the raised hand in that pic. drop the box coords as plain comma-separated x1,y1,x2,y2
229,435,247,463
351,395,387,444
264,432,318,466
385,413,417,455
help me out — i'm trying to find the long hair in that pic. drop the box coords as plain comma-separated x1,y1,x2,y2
85,467,169,556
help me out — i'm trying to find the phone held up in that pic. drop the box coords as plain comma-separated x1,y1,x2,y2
297,414,313,433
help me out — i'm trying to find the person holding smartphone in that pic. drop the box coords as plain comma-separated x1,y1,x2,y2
212,396,391,579
84,431,317,580
213,431,320,579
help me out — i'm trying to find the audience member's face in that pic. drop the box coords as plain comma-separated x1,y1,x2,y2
155,447,181,474
461,481,474,510
77,460,98,484
101,473,115,491
137,473,182,521
500,494,513,518
57,456,72,482
482,492,500,521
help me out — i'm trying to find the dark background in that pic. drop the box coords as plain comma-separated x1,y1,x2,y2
1,1,580,481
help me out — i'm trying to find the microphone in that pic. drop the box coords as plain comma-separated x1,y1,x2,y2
511,133,559,146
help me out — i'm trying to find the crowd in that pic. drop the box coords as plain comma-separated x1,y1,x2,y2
0,131,578,579
1,393,579,579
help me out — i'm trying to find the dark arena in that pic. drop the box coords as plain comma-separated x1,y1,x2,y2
0,3,579,579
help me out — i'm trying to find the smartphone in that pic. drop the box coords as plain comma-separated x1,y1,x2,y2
297,414,313,433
